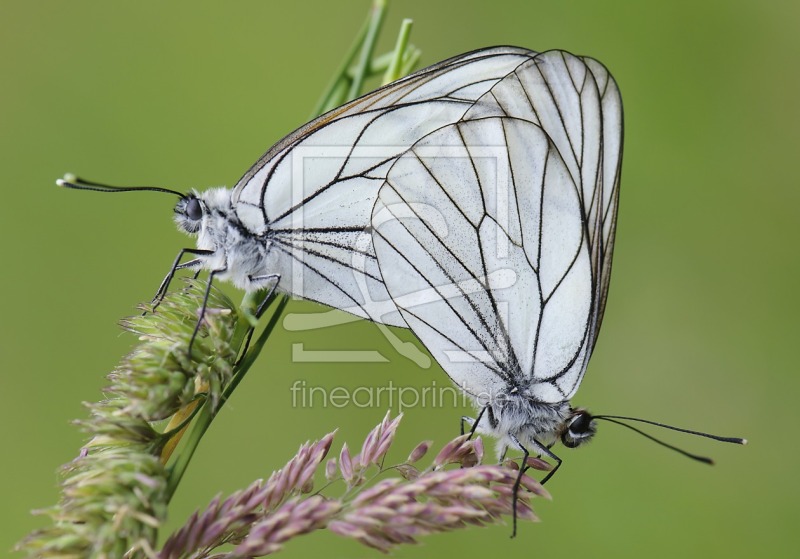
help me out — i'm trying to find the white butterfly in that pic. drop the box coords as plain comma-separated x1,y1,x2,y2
369,49,622,471
169,47,563,325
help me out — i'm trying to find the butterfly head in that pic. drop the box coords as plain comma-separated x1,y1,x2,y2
174,193,204,234
173,188,235,251
172,187,270,290
561,408,597,448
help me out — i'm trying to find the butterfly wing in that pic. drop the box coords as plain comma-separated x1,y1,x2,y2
371,51,622,403
230,47,542,326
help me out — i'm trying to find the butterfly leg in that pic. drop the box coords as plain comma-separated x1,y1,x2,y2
507,434,562,538
249,274,281,319
499,446,508,462
234,274,282,363
150,248,214,312
188,265,227,357
461,404,489,438
460,416,471,436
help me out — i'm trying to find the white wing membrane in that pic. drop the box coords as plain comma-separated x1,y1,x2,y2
231,47,542,325
373,52,622,403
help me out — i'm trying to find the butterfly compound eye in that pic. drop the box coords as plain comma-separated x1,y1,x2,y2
174,195,203,234
562,410,597,449
186,197,203,221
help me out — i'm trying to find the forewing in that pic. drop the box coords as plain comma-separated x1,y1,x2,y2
372,118,593,403
231,47,542,325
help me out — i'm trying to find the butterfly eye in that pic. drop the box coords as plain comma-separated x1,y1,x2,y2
186,198,203,221
174,195,203,234
570,413,592,433
562,411,596,448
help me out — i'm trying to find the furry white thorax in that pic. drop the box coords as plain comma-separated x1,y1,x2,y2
471,393,575,457
192,187,271,291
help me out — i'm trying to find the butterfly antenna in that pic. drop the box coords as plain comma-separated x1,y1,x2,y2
593,414,746,465
57,174,184,198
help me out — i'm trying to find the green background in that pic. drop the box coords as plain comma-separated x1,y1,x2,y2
1,0,796,557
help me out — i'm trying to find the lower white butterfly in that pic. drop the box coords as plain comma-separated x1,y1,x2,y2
372,51,622,464
60,46,744,530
